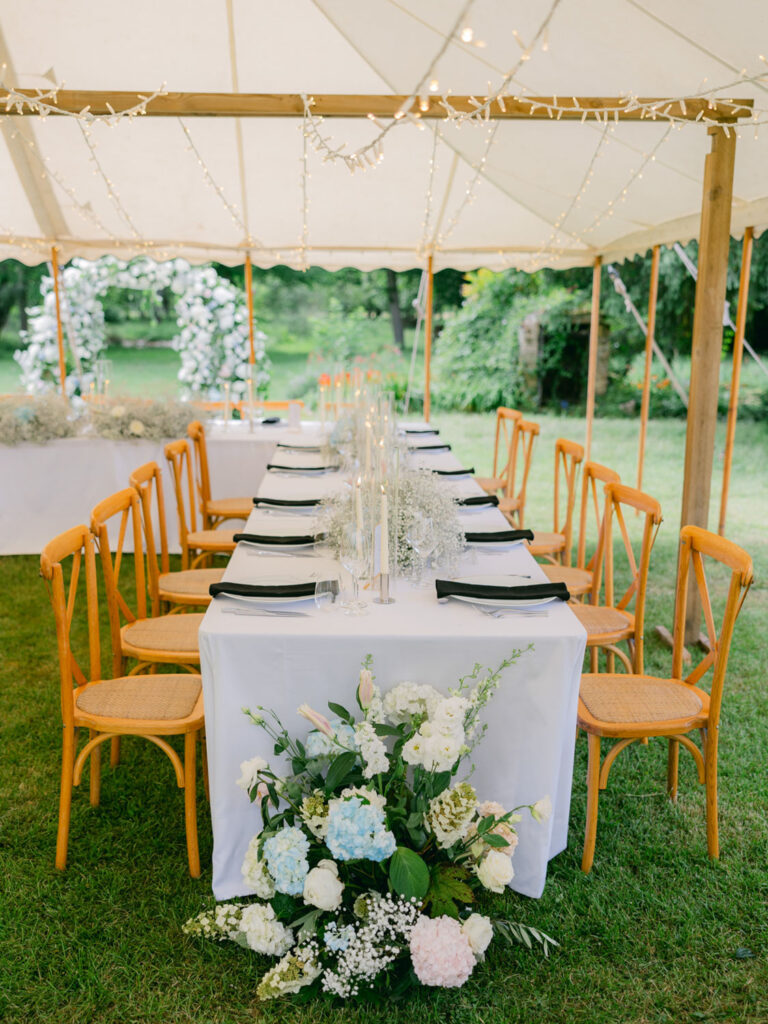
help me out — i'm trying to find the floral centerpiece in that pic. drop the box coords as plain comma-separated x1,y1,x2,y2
87,397,209,441
184,651,556,1002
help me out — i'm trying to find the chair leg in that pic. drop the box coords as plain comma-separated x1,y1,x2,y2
705,730,720,859
606,646,615,673
667,738,679,802
89,729,101,807
582,733,601,873
56,725,76,870
110,736,121,767
184,730,201,877
589,646,599,673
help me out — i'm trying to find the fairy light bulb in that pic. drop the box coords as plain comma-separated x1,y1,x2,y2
460,26,474,43
429,79,439,93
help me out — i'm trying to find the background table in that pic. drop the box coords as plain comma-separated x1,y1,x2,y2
200,442,587,900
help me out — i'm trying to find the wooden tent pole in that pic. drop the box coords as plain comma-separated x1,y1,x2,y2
424,254,434,422
50,245,67,398
584,256,602,462
681,126,736,642
244,253,255,364
718,225,753,535
637,244,661,492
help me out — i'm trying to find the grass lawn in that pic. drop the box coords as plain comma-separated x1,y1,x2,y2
1,413,766,1023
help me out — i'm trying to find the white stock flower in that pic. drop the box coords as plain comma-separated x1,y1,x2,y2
236,755,268,792
531,795,552,823
462,914,493,958
303,862,345,911
354,721,389,778
240,903,293,957
476,849,514,893
432,696,470,731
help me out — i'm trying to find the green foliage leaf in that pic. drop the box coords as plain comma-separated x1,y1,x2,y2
270,892,300,923
327,701,354,724
324,751,357,794
493,918,560,958
423,863,475,919
476,815,496,835
388,847,430,900
483,833,511,848
372,722,402,737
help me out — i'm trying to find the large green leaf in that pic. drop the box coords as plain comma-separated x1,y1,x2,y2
388,847,430,900
423,863,475,919
324,751,357,794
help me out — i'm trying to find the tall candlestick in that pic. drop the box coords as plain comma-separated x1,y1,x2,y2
355,477,364,559
380,483,389,575
365,421,372,477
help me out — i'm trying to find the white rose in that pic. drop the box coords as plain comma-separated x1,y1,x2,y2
462,913,494,958
531,795,552,823
303,863,344,911
236,755,268,792
110,405,126,418
476,849,514,893
128,419,145,436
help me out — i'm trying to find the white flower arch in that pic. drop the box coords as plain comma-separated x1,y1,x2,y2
14,256,270,398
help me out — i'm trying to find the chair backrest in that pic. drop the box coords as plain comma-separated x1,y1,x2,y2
575,461,622,571
552,438,584,566
672,526,753,729
590,482,663,669
129,461,169,616
90,488,148,678
505,418,539,525
186,420,211,513
164,438,198,569
490,407,522,480
40,525,103,727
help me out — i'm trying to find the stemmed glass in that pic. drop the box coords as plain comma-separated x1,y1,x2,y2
406,512,437,588
339,523,369,615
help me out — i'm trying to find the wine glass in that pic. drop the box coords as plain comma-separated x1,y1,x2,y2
314,579,338,613
406,513,437,588
339,523,369,615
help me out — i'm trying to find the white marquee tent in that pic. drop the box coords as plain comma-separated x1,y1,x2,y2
1,0,767,271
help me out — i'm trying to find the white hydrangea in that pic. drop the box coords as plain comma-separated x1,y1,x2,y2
241,835,276,898
432,696,470,732
240,903,294,957
382,682,444,725
402,725,465,773
354,721,389,778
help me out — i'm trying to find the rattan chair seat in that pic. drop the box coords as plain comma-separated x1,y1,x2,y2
186,529,237,549
205,497,252,518
474,475,505,494
159,568,224,597
572,603,633,636
527,530,566,555
579,674,704,725
75,674,203,721
541,564,592,594
122,613,204,653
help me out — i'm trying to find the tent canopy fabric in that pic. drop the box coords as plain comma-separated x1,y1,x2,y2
1,0,767,272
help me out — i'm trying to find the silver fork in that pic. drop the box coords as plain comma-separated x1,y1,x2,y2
221,607,310,617
476,606,549,619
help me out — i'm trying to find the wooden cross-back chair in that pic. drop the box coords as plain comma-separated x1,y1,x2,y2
129,461,224,613
578,525,754,872
474,407,522,496
164,439,237,570
542,460,621,597
186,420,252,529
528,438,584,564
499,418,540,528
40,524,204,876
571,482,662,675
90,487,203,675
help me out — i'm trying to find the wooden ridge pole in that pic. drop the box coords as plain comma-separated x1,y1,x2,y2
637,244,661,492
718,225,753,535
244,253,255,364
584,256,602,462
50,245,67,398
424,254,434,422
681,126,736,642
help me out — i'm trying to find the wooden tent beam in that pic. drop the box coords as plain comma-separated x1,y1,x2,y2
2,91,753,122
681,126,736,643
584,256,602,462
50,245,67,398
423,254,434,422
718,225,753,536
637,244,661,492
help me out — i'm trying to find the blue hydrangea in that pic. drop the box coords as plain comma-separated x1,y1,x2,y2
305,718,357,760
263,826,310,895
325,797,396,862
324,922,356,952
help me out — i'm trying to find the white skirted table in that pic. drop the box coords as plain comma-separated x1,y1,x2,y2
199,435,587,901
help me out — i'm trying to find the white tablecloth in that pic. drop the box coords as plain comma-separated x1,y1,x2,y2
200,434,587,901
0,420,325,554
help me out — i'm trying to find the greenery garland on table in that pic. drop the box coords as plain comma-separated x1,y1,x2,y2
184,653,557,1004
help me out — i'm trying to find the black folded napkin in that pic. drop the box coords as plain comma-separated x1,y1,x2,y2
210,579,339,600
276,442,322,452
457,495,500,507
266,463,337,473
253,497,320,508
234,531,317,546
404,427,439,435
260,417,282,425
436,579,570,602
434,466,475,476
408,443,452,452
463,528,534,544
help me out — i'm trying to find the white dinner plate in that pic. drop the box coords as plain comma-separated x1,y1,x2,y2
448,574,558,608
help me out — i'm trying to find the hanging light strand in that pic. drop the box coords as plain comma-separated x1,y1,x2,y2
78,121,145,244
437,121,498,250
0,79,167,124
298,112,310,270
418,125,440,257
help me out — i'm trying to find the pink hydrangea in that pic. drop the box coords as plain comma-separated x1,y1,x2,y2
409,915,476,988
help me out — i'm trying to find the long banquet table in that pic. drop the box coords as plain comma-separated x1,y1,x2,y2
199,425,587,900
